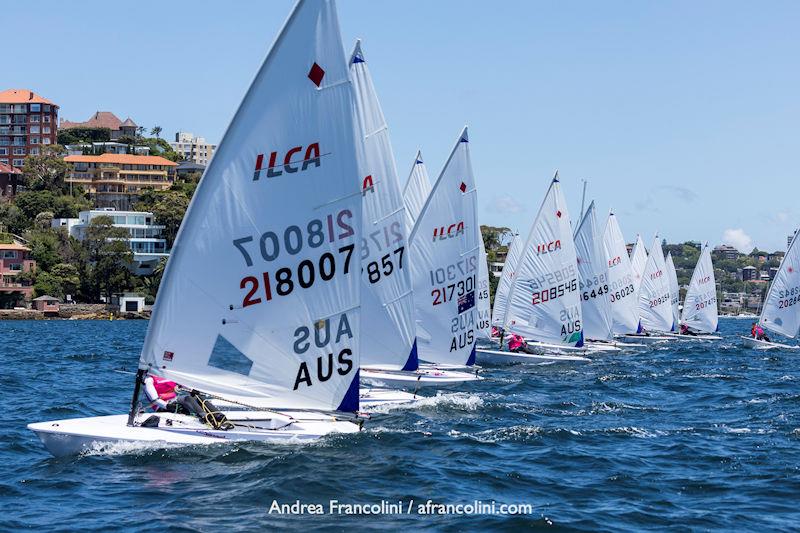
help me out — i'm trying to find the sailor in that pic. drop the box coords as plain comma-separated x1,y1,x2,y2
143,375,233,430
507,334,527,353
755,325,770,342
680,323,697,336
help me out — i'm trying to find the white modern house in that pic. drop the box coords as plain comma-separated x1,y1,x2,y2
52,208,169,275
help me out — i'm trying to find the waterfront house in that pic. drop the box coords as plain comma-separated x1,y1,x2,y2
32,295,60,314
52,208,169,275
63,153,176,210
0,239,35,307
60,111,137,141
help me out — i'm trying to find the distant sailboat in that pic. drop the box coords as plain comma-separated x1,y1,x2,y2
637,236,674,333
741,229,800,350
29,0,365,456
602,212,642,336
402,151,431,232
574,201,614,342
476,238,492,339
665,252,680,329
490,232,524,333
477,174,590,364
679,243,721,339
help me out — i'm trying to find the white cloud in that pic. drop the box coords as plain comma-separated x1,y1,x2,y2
722,228,753,253
488,194,525,214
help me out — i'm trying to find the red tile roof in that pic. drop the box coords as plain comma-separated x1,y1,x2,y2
0,162,22,174
60,111,137,131
64,153,177,166
0,89,56,106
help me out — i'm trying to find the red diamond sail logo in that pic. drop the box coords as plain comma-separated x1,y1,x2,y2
789,266,794,273
308,63,325,87
459,182,467,193
556,210,562,218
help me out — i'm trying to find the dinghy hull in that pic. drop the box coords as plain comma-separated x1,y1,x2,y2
475,348,590,365
360,368,482,389
28,412,360,458
739,335,798,350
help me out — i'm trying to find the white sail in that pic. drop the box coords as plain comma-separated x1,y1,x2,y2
490,233,523,328
638,237,674,332
680,243,718,333
602,212,641,334
759,227,800,338
665,252,680,328
630,234,648,290
409,127,479,366
574,201,613,340
476,238,492,339
504,175,583,346
403,151,431,231
350,40,417,371
140,0,361,412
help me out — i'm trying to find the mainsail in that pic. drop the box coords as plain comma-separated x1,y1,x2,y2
476,238,492,339
665,252,680,329
602,212,641,334
638,237,674,332
140,0,361,412
490,233,523,329
574,201,613,340
630,234,648,290
759,227,800,338
504,175,583,346
403,151,431,232
350,40,416,371
409,128,479,365
680,243,718,333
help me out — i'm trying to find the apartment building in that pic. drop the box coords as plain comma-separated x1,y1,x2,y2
169,131,216,166
0,89,59,168
64,153,176,210
0,239,36,306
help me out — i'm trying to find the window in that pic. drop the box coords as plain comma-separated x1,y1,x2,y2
12,105,26,113
43,115,50,123
0,115,9,125
0,105,10,113
12,148,25,156
0,148,6,155
12,159,24,167
42,138,51,145
29,115,40,123
43,105,50,113
29,147,39,155
29,104,41,112
0,159,7,165
30,137,39,144
42,126,50,134
29,125,40,134
3,251,17,259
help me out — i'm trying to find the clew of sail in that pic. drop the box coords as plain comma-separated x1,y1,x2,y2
665,252,680,330
403,151,432,232
476,238,491,339
504,174,583,346
602,212,641,334
759,227,800,338
680,243,718,333
409,127,480,366
574,201,613,340
630,234,648,290
638,237,673,332
490,233,523,329
350,40,416,371
139,0,361,413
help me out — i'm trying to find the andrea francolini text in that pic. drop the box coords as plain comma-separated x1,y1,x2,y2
268,499,534,515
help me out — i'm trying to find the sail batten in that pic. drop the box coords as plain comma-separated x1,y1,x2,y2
140,0,362,412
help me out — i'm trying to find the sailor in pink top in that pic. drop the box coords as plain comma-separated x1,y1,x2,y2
507,334,526,353
144,375,181,410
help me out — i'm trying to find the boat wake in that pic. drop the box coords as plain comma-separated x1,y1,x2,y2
368,392,484,414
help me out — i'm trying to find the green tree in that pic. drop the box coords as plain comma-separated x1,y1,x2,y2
26,229,61,272
0,201,27,235
21,145,72,193
150,126,162,138
136,189,190,247
84,215,134,301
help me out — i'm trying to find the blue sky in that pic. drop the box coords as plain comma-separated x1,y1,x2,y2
8,1,799,251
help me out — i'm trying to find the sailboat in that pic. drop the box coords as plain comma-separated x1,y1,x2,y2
573,201,620,352
741,229,800,350
666,252,680,328
629,234,648,290
408,127,484,377
477,174,590,364
29,0,367,457
637,236,675,335
349,40,477,389
489,232,523,340
678,243,722,339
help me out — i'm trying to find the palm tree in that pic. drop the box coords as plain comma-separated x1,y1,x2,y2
150,126,162,138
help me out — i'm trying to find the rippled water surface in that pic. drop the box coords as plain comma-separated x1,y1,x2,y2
3,318,800,531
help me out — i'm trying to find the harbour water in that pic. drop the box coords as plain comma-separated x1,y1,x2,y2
3,318,800,530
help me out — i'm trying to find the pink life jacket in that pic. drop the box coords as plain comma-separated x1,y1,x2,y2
508,335,525,352
152,376,178,401
491,326,500,337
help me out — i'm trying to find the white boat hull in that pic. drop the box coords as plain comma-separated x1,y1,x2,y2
616,334,672,345
662,332,723,341
360,368,482,389
28,411,360,458
475,348,590,365
739,335,799,350
359,387,420,408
